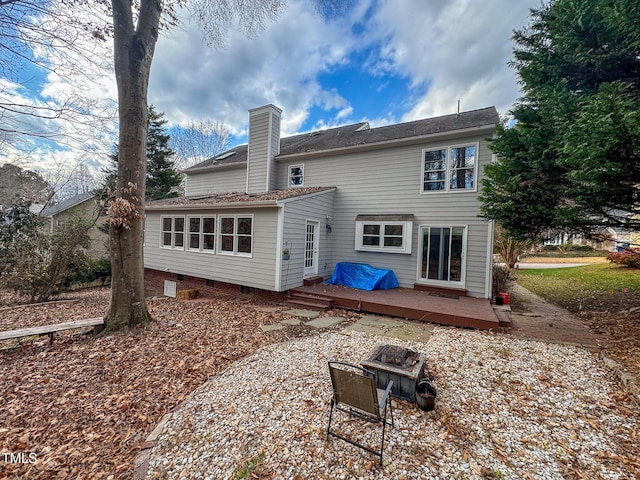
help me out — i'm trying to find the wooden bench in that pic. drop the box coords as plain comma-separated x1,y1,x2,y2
0,317,105,345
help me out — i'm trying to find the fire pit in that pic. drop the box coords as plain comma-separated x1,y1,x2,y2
361,344,426,403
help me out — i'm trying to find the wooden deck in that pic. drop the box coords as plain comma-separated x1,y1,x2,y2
290,284,500,331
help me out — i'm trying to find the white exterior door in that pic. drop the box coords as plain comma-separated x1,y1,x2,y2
304,220,319,277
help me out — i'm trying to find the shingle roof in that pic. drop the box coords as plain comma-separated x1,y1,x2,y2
146,186,334,209
39,192,95,217
184,144,248,173
184,107,499,173
279,107,499,155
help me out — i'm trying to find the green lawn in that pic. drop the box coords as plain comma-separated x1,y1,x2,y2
515,263,640,307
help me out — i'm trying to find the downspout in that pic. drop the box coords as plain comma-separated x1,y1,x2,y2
485,220,495,299
274,204,285,291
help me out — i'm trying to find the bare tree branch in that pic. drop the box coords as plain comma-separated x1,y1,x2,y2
170,119,230,169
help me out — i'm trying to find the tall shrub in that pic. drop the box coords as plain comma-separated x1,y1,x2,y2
0,201,91,302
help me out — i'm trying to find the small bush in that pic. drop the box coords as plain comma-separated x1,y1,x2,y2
606,250,640,268
543,243,594,252
492,264,516,297
563,244,594,252
69,257,112,286
87,257,111,285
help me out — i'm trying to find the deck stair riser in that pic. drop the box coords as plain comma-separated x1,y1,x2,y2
287,290,334,311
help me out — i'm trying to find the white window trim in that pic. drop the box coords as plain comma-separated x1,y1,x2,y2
421,142,479,194
160,215,186,250
288,164,304,187
355,220,413,254
218,214,254,257
186,215,216,253
416,224,467,286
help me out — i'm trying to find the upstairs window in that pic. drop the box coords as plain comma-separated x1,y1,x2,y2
289,164,304,187
355,214,413,254
422,143,478,193
161,216,185,249
219,215,253,256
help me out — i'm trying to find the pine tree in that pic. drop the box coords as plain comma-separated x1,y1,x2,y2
100,106,182,202
146,106,182,201
481,0,640,239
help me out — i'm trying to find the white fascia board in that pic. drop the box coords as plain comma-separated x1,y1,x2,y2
184,161,247,175
145,200,278,211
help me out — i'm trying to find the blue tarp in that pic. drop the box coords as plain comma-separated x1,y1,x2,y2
326,262,399,290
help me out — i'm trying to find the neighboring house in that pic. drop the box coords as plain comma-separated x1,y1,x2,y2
606,227,632,251
543,232,583,247
144,104,499,299
40,192,108,259
631,215,640,249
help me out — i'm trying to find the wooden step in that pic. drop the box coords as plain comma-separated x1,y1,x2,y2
493,308,511,329
290,292,333,302
303,275,324,286
287,299,333,311
287,290,334,311
413,283,468,297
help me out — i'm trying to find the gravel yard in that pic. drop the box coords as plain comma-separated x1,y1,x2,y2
1,287,638,479
146,329,640,480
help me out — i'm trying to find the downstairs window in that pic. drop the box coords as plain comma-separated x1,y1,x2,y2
219,215,253,256
355,214,413,254
161,216,185,249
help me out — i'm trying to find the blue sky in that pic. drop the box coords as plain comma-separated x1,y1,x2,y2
1,0,539,179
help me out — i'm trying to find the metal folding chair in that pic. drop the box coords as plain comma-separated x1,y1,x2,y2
326,361,394,463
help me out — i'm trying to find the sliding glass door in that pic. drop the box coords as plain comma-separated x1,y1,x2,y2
419,226,465,284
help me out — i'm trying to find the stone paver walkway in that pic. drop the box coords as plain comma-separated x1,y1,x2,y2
505,284,606,351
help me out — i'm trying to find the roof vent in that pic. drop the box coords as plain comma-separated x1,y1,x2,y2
356,122,370,132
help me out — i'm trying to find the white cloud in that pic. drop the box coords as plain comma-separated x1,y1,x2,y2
2,2,117,175
150,0,535,136
4,0,540,178
150,0,358,135
364,0,533,120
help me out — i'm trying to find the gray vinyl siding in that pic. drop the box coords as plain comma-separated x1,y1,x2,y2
273,134,493,297
247,111,270,193
268,114,280,192
184,168,246,197
144,208,278,290
279,190,335,290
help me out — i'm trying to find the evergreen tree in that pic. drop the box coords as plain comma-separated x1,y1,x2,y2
100,106,182,202
481,0,640,239
146,106,182,201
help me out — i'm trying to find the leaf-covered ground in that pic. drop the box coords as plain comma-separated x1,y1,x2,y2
516,264,640,379
575,293,640,380
1,279,637,479
0,288,332,479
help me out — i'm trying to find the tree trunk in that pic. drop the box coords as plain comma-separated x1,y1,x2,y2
104,0,162,332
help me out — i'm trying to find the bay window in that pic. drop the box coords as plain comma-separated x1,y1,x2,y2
355,214,413,254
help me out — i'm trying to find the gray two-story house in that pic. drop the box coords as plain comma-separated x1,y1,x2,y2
144,104,499,306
